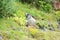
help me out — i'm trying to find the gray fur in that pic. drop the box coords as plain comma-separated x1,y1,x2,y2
26,13,36,27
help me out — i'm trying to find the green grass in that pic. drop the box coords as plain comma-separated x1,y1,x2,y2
0,2,60,40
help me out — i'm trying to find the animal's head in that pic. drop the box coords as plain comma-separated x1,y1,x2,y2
25,13,32,19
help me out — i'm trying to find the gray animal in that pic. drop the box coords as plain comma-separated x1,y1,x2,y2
26,13,36,27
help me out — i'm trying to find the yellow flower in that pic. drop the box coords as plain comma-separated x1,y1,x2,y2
29,27,38,35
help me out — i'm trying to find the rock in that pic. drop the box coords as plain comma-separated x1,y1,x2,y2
37,23,48,31
0,36,3,40
48,22,55,31
58,19,60,25
49,27,55,31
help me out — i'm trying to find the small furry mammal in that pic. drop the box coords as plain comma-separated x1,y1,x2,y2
26,13,36,27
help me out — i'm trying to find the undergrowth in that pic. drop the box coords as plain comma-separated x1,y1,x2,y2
0,2,60,40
